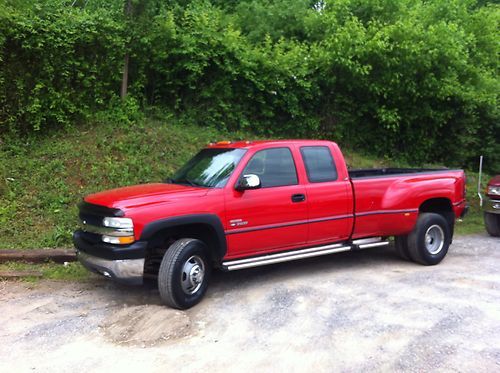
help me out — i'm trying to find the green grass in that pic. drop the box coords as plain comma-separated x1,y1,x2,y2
455,172,489,236
0,116,487,250
0,261,90,282
0,117,251,248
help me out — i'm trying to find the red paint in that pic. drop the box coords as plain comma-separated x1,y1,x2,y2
83,140,467,259
488,176,500,187
487,175,500,198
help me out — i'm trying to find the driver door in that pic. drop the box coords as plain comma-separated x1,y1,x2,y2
224,147,308,258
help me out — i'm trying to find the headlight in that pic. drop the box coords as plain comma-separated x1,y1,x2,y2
487,186,500,196
103,217,133,229
101,217,134,244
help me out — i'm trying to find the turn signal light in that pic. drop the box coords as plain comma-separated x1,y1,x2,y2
102,235,135,245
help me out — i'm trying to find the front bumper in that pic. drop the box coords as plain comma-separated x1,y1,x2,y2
484,198,500,214
77,251,144,285
73,230,146,284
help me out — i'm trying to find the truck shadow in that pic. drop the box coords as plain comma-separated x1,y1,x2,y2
91,244,407,306
209,244,404,292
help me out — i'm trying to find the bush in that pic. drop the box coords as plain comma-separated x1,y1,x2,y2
0,0,498,172
0,0,125,133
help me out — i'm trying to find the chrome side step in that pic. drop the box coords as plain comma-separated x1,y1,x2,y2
358,241,389,249
223,243,351,271
222,237,390,271
352,236,390,249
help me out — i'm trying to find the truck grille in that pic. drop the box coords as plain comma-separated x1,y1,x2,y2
78,201,125,241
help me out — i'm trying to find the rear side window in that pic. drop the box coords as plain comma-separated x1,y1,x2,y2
242,147,298,188
301,146,338,183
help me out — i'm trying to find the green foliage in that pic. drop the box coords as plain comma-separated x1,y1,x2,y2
0,0,125,133
0,260,90,281
0,0,498,171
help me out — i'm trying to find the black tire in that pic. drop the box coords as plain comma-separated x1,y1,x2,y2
158,238,211,309
394,235,411,261
407,213,451,265
484,212,500,237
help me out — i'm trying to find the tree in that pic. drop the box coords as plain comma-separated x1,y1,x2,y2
121,0,132,99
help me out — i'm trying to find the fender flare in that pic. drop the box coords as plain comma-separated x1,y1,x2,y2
139,214,227,260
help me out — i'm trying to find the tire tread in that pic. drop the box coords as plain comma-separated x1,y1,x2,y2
394,235,411,261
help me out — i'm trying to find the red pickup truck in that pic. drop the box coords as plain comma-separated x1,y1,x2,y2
74,140,468,309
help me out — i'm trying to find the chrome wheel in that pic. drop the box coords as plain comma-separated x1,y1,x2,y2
424,224,444,255
181,255,205,295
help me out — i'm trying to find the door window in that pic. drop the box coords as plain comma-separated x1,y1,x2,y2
242,148,298,188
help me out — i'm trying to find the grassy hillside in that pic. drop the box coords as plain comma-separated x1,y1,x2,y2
0,118,243,248
0,118,486,249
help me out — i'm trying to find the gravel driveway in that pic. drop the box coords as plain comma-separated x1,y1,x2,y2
1,234,499,372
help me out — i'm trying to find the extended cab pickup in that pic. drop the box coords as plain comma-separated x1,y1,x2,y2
74,140,468,309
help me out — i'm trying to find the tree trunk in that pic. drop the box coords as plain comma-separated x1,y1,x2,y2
120,0,132,100
121,53,129,99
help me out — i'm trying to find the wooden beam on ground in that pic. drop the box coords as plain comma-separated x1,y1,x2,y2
0,270,43,278
0,249,77,264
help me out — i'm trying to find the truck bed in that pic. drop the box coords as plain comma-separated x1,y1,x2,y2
349,167,449,179
349,167,465,239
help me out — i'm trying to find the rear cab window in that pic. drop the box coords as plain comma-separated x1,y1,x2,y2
242,147,298,188
300,146,338,183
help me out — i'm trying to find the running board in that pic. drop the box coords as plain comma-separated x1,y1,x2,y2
223,243,351,271
222,237,389,271
352,236,390,250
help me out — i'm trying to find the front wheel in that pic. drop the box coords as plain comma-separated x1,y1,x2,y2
158,238,211,309
407,213,451,265
484,212,500,237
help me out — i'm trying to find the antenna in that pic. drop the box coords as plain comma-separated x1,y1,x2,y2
478,155,483,207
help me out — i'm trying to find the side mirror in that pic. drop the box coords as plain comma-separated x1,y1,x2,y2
236,174,261,191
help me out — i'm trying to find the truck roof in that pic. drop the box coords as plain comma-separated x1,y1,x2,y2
206,139,336,149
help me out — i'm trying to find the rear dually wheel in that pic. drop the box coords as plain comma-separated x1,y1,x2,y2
407,213,451,265
394,235,411,261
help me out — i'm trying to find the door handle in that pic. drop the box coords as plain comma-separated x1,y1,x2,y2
291,193,306,203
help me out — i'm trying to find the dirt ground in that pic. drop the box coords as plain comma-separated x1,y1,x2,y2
1,234,499,372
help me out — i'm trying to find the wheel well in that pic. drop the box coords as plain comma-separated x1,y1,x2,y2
419,198,455,240
143,223,221,279
419,198,452,214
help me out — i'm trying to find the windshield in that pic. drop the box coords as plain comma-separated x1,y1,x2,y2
169,148,246,188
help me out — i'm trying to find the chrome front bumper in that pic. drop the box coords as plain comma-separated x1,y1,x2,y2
77,251,144,285
484,198,500,214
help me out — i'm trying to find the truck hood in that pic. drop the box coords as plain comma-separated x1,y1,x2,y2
84,183,209,211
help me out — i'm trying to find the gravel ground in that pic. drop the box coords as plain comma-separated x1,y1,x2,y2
1,234,499,372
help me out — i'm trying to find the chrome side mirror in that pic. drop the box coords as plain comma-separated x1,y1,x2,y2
236,174,261,191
